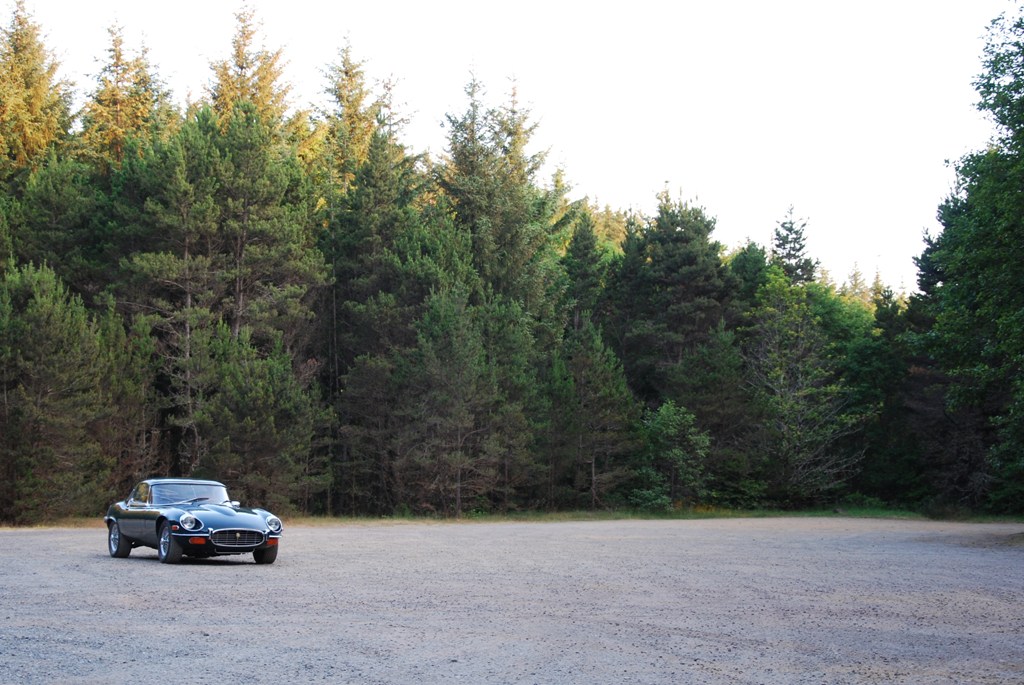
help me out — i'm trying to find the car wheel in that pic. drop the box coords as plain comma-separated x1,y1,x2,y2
253,545,278,565
157,521,183,564
108,521,132,558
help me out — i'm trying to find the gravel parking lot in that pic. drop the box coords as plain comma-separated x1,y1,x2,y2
1,517,1022,684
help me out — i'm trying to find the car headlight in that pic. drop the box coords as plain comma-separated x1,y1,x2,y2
179,513,201,531
265,515,282,533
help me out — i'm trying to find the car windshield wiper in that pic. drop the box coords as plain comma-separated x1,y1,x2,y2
164,496,209,505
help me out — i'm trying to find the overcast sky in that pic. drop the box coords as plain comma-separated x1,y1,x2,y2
10,0,1015,290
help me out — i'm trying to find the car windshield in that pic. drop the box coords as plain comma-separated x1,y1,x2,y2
151,482,230,505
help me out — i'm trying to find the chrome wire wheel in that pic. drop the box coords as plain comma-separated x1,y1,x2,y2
109,524,120,553
157,522,182,564
108,521,131,558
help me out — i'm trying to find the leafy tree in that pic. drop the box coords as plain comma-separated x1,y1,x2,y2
669,323,761,506
627,400,709,511
743,268,870,504
908,7,1024,511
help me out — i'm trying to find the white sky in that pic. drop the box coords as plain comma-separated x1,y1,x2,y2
9,0,1015,290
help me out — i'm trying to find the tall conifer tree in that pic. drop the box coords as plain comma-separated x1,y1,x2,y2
208,8,289,125
0,0,71,186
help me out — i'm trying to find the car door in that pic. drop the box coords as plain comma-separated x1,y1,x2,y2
120,483,153,541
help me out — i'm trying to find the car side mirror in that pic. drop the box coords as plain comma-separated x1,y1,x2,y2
231,501,240,507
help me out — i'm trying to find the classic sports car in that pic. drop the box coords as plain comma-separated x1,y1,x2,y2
104,478,282,564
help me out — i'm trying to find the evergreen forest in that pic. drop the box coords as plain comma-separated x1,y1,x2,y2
2,2,1023,521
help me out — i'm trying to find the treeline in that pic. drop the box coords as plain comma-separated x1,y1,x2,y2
1,3,1021,521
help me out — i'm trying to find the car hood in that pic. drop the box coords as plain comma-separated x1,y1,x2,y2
183,503,273,529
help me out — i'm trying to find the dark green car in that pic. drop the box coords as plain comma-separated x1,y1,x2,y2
104,478,283,564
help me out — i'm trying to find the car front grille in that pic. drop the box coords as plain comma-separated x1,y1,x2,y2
211,529,265,547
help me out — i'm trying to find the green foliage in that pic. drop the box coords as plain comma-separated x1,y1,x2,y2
439,79,563,316
317,42,382,195
627,401,709,511
742,269,873,504
194,326,325,513
0,199,11,267
0,1,72,186
0,3,1016,520
728,240,770,309
904,7,1024,512
771,206,817,284
0,265,116,521
562,212,607,332
208,8,289,125
16,152,102,291
394,286,499,517
607,192,736,407
75,25,175,174
545,320,637,509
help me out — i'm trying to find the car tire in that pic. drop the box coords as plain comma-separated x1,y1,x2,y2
253,545,278,565
108,521,132,558
157,521,183,564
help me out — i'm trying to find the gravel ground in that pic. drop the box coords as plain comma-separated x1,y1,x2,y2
0,517,1022,684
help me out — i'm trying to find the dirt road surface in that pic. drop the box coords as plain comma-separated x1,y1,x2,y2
1,517,1022,684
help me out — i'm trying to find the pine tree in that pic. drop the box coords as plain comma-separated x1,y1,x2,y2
194,325,325,513
208,8,289,125
608,192,736,407
395,286,499,517
562,212,606,332
771,206,818,284
0,0,71,186
547,320,637,509
16,152,101,291
319,42,381,196
0,265,110,521
728,240,769,311
439,79,562,314
76,25,175,173
214,101,325,345
627,400,709,510
324,127,464,514
840,264,871,307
